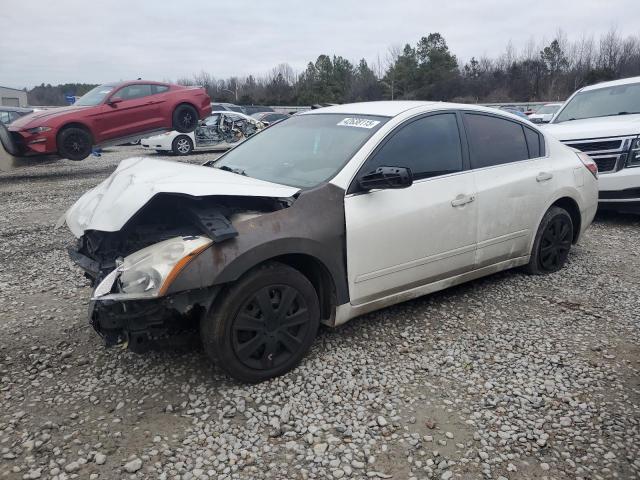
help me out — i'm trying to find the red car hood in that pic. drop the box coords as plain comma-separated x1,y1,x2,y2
9,105,92,129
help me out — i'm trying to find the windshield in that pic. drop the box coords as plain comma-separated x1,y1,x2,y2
75,84,116,106
536,104,561,114
554,83,640,123
212,113,388,188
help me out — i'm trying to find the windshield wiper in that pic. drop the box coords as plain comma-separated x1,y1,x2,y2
218,165,247,176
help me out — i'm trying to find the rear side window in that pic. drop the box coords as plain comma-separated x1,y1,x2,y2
116,84,153,100
524,126,545,158
365,113,463,180
152,85,169,94
464,113,529,168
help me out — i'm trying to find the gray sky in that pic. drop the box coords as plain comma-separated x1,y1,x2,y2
1,0,636,89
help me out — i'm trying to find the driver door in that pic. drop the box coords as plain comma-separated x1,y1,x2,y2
344,112,478,305
95,84,158,141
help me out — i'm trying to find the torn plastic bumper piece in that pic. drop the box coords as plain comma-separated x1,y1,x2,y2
89,287,219,352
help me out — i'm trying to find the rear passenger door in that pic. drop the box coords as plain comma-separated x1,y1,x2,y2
345,112,478,305
462,112,551,267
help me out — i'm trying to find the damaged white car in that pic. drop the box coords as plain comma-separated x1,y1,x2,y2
65,101,598,382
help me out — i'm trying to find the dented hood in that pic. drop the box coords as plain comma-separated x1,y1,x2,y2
65,157,299,237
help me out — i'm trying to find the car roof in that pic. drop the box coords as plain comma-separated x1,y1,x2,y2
300,101,439,117
580,75,640,92
104,80,170,88
299,100,531,120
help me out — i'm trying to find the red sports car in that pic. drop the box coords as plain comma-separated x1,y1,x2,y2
3,80,211,160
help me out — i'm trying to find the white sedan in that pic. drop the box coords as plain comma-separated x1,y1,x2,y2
66,101,598,382
141,111,265,155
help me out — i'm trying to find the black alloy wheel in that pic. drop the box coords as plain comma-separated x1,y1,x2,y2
173,104,199,133
232,285,312,371
57,127,92,161
200,262,320,383
539,216,572,270
526,206,574,274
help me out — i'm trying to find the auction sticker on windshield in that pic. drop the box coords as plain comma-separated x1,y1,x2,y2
337,117,381,129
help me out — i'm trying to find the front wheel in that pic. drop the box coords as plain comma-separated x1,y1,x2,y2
173,104,199,133
57,127,92,161
526,206,574,275
171,135,193,155
201,262,320,383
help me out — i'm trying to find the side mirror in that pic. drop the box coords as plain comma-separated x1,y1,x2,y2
358,166,413,191
108,97,124,106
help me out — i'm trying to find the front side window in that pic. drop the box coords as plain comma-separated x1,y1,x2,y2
363,113,463,180
114,84,153,101
464,113,529,168
213,113,388,188
554,83,640,123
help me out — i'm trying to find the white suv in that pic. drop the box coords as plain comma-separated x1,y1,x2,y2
543,76,640,214
64,101,598,382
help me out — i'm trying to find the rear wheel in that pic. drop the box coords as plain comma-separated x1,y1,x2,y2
526,206,574,274
173,104,198,133
57,127,92,160
201,262,320,383
171,135,193,155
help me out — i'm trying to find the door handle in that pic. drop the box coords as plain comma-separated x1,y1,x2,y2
451,194,475,207
536,172,553,182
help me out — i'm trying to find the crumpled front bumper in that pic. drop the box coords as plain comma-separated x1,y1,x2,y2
89,287,219,352
0,123,57,171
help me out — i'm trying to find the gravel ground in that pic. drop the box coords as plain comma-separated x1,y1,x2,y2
1,146,639,480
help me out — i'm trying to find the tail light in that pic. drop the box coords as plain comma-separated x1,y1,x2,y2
576,151,598,179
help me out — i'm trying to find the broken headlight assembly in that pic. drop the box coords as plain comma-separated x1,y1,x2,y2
93,236,212,300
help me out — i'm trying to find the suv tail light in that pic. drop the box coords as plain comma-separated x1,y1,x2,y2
576,151,598,179
626,137,640,168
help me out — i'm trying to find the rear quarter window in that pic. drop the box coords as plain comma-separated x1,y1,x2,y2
524,126,545,158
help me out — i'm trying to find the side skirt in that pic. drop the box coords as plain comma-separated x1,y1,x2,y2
331,256,530,327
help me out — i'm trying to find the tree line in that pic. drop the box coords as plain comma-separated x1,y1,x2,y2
26,28,640,106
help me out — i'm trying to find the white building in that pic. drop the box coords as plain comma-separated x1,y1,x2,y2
0,86,28,107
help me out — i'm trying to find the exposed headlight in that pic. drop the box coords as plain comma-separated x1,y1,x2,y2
626,137,640,168
26,126,52,134
93,236,212,300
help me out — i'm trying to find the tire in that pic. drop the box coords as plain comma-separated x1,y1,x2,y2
172,104,199,133
171,135,193,155
201,262,320,383
526,206,574,275
57,127,92,161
